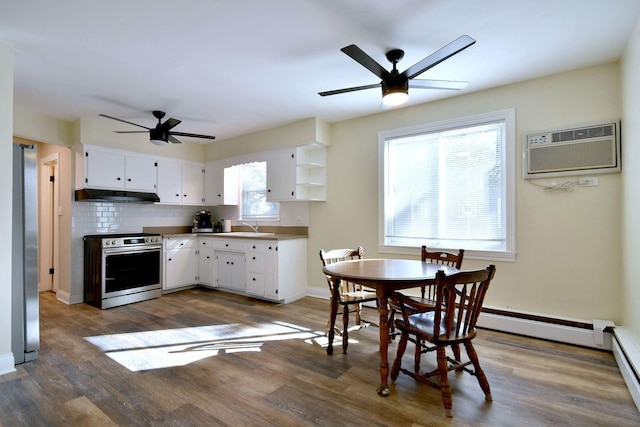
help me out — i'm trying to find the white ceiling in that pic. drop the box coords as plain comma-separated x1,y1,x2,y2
2,0,639,143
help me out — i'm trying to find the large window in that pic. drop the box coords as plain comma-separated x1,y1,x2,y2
379,109,515,261
239,161,279,220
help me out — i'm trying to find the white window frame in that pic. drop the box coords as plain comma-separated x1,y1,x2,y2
378,109,516,262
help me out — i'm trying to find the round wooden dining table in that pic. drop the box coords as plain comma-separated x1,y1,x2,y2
322,258,459,397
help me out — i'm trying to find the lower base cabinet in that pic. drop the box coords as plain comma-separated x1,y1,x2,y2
215,251,245,290
163,235,308,303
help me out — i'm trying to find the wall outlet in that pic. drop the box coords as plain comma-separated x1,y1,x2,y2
578,177,599,187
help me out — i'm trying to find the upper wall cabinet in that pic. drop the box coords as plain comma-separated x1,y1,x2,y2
266,143,327,202
157,159,206,205
76,145,157,192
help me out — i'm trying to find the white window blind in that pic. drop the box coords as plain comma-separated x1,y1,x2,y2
380,109,515,259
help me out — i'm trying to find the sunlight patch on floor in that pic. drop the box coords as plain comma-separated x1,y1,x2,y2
85,321,321,371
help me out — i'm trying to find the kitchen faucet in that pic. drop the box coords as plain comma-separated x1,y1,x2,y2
242,222,259,233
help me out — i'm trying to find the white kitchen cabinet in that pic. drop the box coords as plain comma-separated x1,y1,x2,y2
204,161,223,206
263,239,307,302
156,159,183,204
124,154,157,192
78,145,157,192
245,241,266,296
163,237,198,291
198,238,216,287
266,148,295,201
266,143,327,202
182,162,205,205
83,147,125,189
156,159,205,205
216,252,245,290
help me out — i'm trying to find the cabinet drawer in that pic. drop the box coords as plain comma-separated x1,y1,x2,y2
246,273,265,296
212,239,245,251
165,237,196,250
246,241,266,252
199,238,214,247
246,252,265,273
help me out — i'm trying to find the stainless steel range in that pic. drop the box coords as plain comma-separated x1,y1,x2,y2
84,233,163,309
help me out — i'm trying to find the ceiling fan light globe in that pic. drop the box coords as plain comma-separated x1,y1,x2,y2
382,90,409,106
150,138,169,146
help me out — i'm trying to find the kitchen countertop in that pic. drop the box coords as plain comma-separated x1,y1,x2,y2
162,232,307,241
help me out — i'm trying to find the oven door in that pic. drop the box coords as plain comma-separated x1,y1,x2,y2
102,246,162,298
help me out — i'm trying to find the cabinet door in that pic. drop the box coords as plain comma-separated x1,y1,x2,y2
182,163,205,205
156,160,183,204
264,242,279,299
216,252,245,290
164,248,198,290
125,155,157,192
198,247,215,286
266,148,295,201
204,161,223,206
85,148,125,189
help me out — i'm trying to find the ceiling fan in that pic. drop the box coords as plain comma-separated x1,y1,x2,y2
319,35,476,106
99,110,216,145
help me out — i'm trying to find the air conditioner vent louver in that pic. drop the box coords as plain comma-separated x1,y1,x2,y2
523,121,620,179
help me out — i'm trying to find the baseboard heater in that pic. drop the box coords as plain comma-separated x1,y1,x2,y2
476,307,614,351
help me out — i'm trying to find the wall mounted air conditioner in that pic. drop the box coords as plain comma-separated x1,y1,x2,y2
523,120,620,179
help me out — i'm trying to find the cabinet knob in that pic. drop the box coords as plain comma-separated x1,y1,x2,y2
184,194,187,197
252,278,256,281
225,243,229,247
127,178,132,182
117,177,121,181
168,258,172,261
175,193,179,197
252,256,256,260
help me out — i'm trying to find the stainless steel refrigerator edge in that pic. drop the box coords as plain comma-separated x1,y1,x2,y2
11,143,39,364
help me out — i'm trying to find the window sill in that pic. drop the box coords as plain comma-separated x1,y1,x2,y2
377,244,516,262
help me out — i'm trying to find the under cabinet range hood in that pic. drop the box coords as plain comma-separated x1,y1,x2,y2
75,189,160,203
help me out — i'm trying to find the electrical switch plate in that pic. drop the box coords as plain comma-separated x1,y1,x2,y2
578,177,599,187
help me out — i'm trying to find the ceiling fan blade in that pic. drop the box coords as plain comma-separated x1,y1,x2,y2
160,117,181,130
409,79,469,90
168,135,182,144
402,35,476,80
99,114,150,130
113,130,148,134
341,44,391,79
170,131,216,140
318,83,381,96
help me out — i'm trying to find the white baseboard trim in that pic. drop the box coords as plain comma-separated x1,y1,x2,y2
53,289,83,305
0,352,16,376
612,328,640,411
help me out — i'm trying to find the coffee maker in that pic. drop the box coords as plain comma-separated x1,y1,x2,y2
192,210,213,233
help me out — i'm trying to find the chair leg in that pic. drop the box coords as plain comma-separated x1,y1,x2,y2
355,302,362,325
391,331,409,381
451,343,463,371
414,338,422,374
388,309,396,341
342,304,349,353
437,345,453,417
464,341,492,402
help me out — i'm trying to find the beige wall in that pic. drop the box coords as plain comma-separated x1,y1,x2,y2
0,43,13,371
621,16,640,343
307,63,622,323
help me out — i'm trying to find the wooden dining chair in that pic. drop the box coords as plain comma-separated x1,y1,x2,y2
389,246,465,340
319,247,378,354
390,264,496,418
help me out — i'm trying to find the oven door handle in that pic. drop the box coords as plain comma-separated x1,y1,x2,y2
103,246,162,255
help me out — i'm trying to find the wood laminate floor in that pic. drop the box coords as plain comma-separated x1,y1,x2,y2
1,289,638,426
